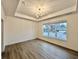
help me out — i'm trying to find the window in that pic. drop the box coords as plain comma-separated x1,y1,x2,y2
43,24,49,37
43,21,67,41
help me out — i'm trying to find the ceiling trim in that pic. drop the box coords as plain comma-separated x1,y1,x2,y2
38,12,77,22
38,5,77,21
15,5,77,21
15,12,37,21
14,16,37,22
14,0,38,21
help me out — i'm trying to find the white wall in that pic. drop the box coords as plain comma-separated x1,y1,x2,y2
1,5,6,52
37,12,78,51
1,5,6,19
4,16,37,46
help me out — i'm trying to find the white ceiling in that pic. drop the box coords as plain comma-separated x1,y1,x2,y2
2,0,77,21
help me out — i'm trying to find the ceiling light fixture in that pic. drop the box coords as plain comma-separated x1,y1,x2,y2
35,4,48,18
36,7,43,18
21,0,49,19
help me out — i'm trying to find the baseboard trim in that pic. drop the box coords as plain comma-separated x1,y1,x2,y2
6,38,37,47
36,38,78,55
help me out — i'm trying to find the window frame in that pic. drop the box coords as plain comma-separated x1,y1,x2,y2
42,20,67,41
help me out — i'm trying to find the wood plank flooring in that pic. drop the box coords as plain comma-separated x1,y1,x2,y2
3,39,78,59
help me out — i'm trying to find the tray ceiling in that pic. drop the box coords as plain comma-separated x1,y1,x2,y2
2,0,77,21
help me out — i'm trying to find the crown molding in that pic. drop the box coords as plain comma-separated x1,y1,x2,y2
38,5,77,21
15,5,77,22
15,12,37,21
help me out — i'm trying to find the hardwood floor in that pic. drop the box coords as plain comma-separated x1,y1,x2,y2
3,39,78,59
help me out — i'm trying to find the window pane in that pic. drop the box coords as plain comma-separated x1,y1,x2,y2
55,24,60,31
56,23,67,31
43,25,49,37
55,22,67,40
49,24,56,38
57,31,67,40
49,32,56,38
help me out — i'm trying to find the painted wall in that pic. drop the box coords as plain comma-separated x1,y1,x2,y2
4,16,37,46
1,5,6,19
37,12,78,51
1,5,6,52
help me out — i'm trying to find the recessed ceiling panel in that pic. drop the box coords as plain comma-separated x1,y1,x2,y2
15,0,76,19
